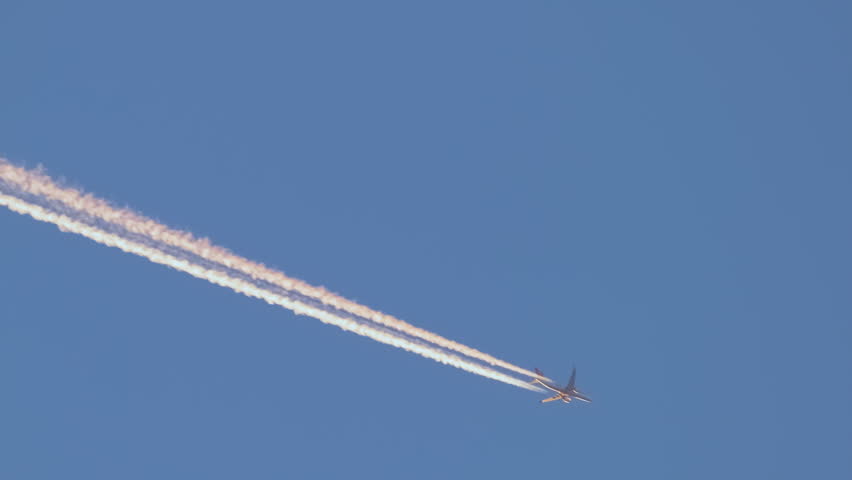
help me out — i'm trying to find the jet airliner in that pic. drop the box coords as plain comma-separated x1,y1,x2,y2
531,367,592,404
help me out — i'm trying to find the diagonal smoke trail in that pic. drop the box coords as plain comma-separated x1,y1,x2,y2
0,159,545,381
0,187,542,392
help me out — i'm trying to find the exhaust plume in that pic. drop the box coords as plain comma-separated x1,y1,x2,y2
0,160,545,381
0,167,542,392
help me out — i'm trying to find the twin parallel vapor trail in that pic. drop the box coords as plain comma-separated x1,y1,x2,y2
0,159,545,392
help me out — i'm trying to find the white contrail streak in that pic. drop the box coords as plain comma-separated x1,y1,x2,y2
0,159,545,381
0,188,542,392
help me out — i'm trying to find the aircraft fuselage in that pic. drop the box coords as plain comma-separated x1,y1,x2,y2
532,377,591,403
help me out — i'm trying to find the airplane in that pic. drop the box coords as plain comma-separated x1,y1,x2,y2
530,367,592,404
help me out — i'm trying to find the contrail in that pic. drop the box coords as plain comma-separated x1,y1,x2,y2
0,159,545,381
0,179,541,392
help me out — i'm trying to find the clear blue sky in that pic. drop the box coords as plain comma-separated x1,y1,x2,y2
2,2,851,478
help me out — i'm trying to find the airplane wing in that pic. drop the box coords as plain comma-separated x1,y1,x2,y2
541,395,562,403
566,367,577,390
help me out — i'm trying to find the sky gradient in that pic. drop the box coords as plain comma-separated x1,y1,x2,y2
2,2,851,479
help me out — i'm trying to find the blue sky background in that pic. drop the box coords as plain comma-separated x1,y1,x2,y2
2,2,851,478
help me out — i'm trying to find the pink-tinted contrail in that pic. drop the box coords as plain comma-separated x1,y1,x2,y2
0,164,542,391
0,159,545,381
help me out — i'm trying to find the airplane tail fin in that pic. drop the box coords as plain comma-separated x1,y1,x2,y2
530,368,544,383
530,368,545,384
530,368,547,383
